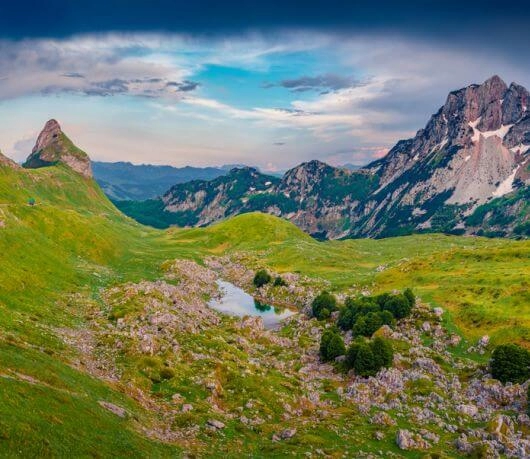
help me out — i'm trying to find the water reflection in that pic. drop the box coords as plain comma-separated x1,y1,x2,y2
208,280,295,328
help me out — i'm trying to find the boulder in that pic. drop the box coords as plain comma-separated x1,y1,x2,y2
181,404,193,413
396,429,430,450
273,428,297,441
207,419,225,430
457,404,478,418
98,401,127,418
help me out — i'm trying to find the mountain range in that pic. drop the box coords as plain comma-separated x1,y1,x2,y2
116,76,530,239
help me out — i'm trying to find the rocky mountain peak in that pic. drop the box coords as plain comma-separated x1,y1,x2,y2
32,119,62,154
279,160,334,197
23,119,93,178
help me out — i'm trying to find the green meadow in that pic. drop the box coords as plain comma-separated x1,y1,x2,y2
0,162,529,455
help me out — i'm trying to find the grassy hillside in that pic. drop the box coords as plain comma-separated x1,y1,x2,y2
1,162,529,455
0,164,184,456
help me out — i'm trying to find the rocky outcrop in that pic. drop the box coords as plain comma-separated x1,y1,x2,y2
23,119,93,178
0,152,17,169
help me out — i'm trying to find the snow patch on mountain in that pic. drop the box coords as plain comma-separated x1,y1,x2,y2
492,166,519,197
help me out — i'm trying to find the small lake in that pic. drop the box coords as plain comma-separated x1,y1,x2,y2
208,280,296,329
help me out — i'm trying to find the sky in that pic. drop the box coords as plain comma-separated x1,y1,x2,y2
0,1,528,171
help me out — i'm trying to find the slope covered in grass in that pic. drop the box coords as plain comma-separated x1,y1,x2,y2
0,163,185,456
1,160,530,455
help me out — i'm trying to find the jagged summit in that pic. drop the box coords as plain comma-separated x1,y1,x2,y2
23,119,93,178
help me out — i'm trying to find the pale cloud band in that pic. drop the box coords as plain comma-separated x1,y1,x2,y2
0,32,528,170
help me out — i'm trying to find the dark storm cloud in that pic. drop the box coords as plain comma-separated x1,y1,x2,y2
265,74,365,93
0,2,527,80
166,80,200,92
0,1,528,51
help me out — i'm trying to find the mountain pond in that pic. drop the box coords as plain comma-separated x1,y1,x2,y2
208,280,296,329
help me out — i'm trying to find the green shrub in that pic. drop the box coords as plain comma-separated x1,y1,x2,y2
160,367,175,380
382,294,413,319
320,329,345,362
403,288,415,308
371,337,394,368
490,344,530,384
253,269,272,288
346,341,376,377
273,276,287,287
345,337,394,377
312,291,337,320
379,310,396,327
337,297,379,330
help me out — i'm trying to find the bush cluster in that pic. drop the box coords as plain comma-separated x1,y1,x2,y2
273,276,287,287
490,343,530,384
338,289,415,337
345,337,394,377
253,270,288,289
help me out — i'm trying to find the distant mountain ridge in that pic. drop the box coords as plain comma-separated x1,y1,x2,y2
92,161,229,201
121,76,529,238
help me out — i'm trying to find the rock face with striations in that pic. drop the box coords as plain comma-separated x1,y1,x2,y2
23,119,93,178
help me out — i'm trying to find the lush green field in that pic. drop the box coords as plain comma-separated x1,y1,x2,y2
1,162,529,456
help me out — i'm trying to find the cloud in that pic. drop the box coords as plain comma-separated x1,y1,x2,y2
1,32,530,170
0,36,201,101
265,73,365,93
166,80,200,91
12,134,37,157
62,72,85,78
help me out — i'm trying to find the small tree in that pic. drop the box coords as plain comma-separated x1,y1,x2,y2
348,341,377,377
403,288,415,309
371,337,394,369
273,276,287,287
320,329,345,362
383,295,412,319
345,338,394,377
253,269,271,288
490,344,530,384
337,306,355,330
311,291,337,320
352,312,390,338
379,310,396,327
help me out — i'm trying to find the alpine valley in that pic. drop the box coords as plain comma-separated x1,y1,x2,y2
1,76,530,458
117,76,530,239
